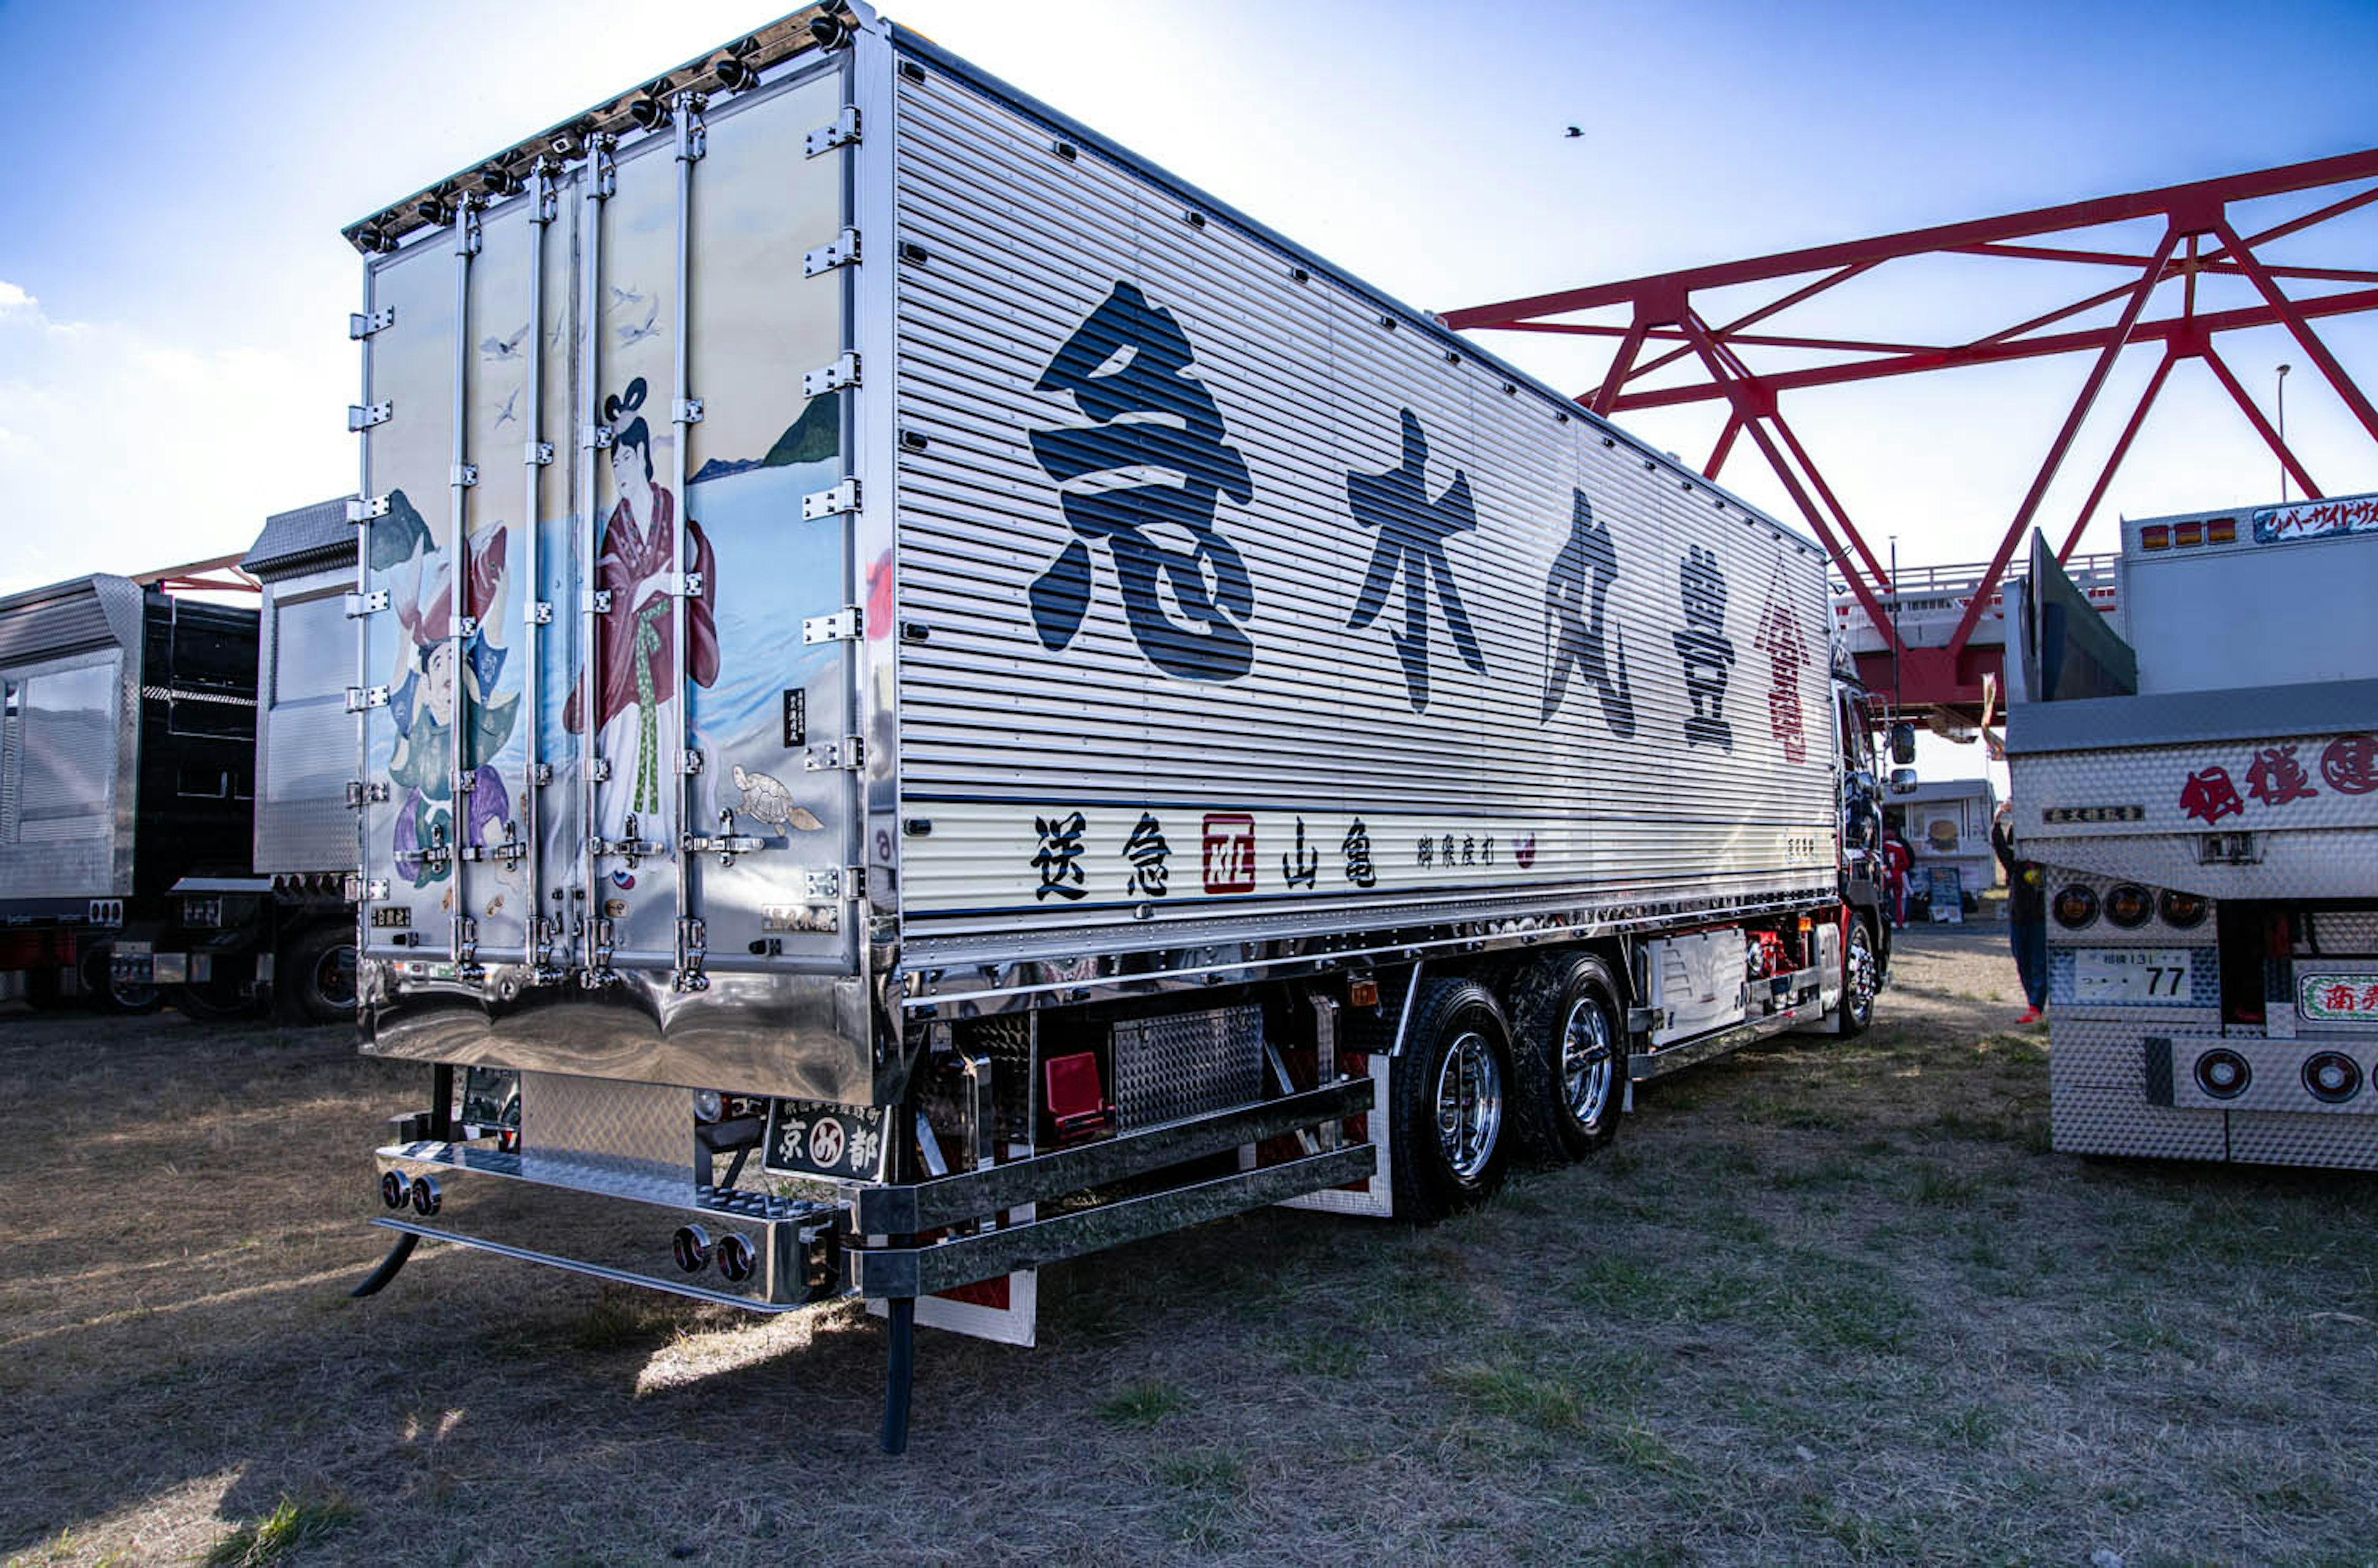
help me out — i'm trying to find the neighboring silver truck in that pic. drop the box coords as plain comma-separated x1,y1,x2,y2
342,2,1902,1448
2008,494,2378,1167
0,572,261,1013
0,510,360,1021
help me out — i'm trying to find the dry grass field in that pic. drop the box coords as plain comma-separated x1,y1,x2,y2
5,924,2377,1566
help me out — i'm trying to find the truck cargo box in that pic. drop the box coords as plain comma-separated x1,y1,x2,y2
351,6,1842,1107
0,573,256,918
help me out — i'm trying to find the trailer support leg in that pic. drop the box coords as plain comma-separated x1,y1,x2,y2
349,1232,419,1298
879,1296,916,1455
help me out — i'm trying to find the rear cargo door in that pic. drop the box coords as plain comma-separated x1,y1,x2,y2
357,59,860,985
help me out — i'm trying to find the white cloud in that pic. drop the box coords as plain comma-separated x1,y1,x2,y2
0,281,354,594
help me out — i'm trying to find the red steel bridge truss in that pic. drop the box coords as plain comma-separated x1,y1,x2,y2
1444,149,2378,723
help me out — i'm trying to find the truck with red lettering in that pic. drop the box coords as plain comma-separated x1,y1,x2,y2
340,1,1907,1449
2007,492,2378,1165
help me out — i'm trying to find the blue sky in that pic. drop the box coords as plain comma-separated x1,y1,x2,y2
4,0,2373,690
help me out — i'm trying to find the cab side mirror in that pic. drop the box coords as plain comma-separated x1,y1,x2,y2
1889,767,1919,795
1889,721,1917,766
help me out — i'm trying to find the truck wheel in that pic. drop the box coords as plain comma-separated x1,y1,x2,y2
1838,917,1879,1039
282,924,359,1025
173,974,259,1022
1509,954,1627,1162
1390,977,1515,1221
83,943,161,1016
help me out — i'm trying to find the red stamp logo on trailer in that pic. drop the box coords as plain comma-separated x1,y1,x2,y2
1201,813,1257,894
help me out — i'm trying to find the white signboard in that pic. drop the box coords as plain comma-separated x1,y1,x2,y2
2073,947,2193,1005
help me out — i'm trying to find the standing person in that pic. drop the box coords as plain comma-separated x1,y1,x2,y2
1882,830,1913,928
1992,803,2047,1024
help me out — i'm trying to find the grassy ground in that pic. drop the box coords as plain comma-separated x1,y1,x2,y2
4,925,2376,1565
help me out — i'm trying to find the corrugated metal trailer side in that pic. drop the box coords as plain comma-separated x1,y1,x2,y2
887,33,1839,978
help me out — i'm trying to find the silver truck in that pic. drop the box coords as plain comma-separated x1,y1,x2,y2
342,2,1904,1448
2008,493,2378,1166
0,512,359,1020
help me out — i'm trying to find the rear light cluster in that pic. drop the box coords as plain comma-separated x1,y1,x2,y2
2304,1052,2363,1105
379,1171,441,1216
672,1225,757,1284
2052,883,2208,931
2138,518,2238,551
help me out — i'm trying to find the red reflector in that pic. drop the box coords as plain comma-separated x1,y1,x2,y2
2174,522,2203,547
2140,525,2170,550
1043,1052,1112,1144
2208,518,2236,544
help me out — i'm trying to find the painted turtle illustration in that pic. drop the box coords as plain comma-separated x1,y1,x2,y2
731,765,822,834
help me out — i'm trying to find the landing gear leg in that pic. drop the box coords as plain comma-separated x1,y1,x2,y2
349,1232,419,1298
879,1296,917,1455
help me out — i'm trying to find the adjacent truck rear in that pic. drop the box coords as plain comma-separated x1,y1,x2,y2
2008,493,2378,1166
342,2,1902,1446
0,539,355,1021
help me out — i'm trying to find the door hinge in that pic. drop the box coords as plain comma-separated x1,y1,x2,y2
347,494,391,523
805,736,865,772
349,306,396,339
346,685,390,712
581,423,616,451
344,590,389,618
451,463,479,489
345,780,391,808
525,599,554,626
805,105,862,157
803,227,861,277
802,479,861,520
802,606,863,643
674,397,705,426
525,439,555,467
347,874,390,903
804,352,861,397
583,588,614,616
348,401,393,432
679,748,704,776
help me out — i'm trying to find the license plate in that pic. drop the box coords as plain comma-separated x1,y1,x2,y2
2073,947,2193,1004
762,1100,889,1180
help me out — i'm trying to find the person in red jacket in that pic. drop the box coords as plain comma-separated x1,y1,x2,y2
1881,831,1913,928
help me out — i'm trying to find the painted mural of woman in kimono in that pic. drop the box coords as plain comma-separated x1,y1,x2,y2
380,492,521,888
565,378,719,885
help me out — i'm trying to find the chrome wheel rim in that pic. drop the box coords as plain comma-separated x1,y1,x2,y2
1434,1028,1504,1182
1847,923,1877,1027
315,944,359,1011
1559,996,1615,1128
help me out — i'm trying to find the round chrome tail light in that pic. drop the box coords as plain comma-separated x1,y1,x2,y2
2195,1049,2251,1100
409,1176,442,1216
380,1171,409,1210
672,1225,713,1274
2303,1052,2363,1105
715,1232,757,1284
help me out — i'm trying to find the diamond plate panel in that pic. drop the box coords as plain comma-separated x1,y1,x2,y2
2154,1032,2378,1117
2011,734,2378,900
520,1071,696,1200
2309,912,2378,952
1112,1004,1265,1130
2048,1013,2218,1089
2051,1079,2226,1160
2226,1109,2378,1169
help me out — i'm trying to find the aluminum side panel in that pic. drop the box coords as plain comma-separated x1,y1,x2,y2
257,568,360,874
0,647,132,902
887,64,1837,952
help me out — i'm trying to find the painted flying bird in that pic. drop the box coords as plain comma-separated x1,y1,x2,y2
617,299,661,345
494,388,521,426
481,323,530,359
1566,126,1582,138
610,284,645,307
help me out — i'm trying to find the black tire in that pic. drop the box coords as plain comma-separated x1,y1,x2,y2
1838,915,1879,1039
1508,952,1628,1162
281,923,359,1025
173,970,260,1022
1388,977,1516,1222
82,942,162,1016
